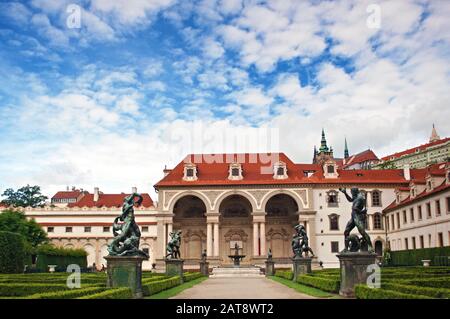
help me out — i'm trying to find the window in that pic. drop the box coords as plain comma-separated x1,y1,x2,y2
410,208,415,222
277,167,285,176
84,226,91,233
435,200,441,216
420,235,424,249
327,191,338,207
364,215,369,230
447,197,450,214
438,233,443,247
331,241,339,253
103,226,110,233
403,210,407,224
405,238,409,250
183,163,198,181
373,213,383,230
327,165,335,174
426,203,431,218
142,226,149,232
47,227,54,233
231,168,239,176
372,190,381,206
186,168,194,177
65,227,72,233
143,248,149,256
386,216,390,231
396,213,400,229
412,237,416,249
418,205,423,220
391,215,395,230
329,214,339,230
428,234,432,247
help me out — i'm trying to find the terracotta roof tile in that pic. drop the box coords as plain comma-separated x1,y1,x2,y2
381,137,450,161
52,190,84,200
342,149,379,168
68,193,154,208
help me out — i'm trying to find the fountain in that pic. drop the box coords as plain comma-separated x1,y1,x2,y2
228,243,246,267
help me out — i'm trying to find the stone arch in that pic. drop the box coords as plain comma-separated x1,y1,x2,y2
167,191,211,212
100,245,109,268
264,193,299,217
83,244,96,267
214,190,257,213
218,194,254,218
260,189,306,212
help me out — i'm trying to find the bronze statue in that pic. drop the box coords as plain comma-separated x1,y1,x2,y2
166,230,182,259
267,248,273,260
107,193,149,257
292,224,314,257
201,248,207,262
339,188,373,253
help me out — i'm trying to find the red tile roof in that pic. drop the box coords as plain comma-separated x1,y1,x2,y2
384,181,449,212
155,153,412,187
342,149,379,168
381,137,450,161
68,193,154,208
52,190,84,200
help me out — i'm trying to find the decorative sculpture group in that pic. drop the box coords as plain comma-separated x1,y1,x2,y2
339,187,374,253
107,193,149,258
166,230,182,259
291,224,314,258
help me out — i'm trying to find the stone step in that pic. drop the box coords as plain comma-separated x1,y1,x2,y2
210,267,264,278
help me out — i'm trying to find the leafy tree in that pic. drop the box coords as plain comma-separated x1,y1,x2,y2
0,209,48,249
1,185,48,208
378,161,396,169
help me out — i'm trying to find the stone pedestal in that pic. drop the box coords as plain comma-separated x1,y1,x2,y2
199,261,209,276
105,255,148,299
165,259,184,282
337,252,377,297
265,260,275,277
292,256,312,281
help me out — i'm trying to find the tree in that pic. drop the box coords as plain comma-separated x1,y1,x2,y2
0,209,48,249
1,185,48,208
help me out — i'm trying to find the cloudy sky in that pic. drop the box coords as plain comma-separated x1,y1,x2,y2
0,0,449,199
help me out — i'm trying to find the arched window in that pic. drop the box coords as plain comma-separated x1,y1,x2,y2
329,214,339,231
372,190,382,206
326,190,338,207
373,213,383,230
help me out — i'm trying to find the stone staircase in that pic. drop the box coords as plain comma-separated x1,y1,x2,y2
210,266,264,278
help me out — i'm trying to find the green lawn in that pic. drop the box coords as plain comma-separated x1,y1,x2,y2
268,276,338,298
146,276,208,299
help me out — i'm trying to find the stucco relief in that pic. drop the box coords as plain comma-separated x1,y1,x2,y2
201,190,224,209
223,229,249,242
293,189,308,207
247,190,270,209
266,227,290,241
163,191,178,209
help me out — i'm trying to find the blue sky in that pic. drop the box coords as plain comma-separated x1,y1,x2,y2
0,0,449,199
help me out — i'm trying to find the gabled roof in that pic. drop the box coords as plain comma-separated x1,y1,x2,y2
52,190,84,200
67,193,154,208
381,137,450,161
342,149,379,168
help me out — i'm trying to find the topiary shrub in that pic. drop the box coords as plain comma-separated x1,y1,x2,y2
36,244,87,272
78,287,133,299
274,270,293,280
0,283,69,297
142,276,182,296
183,272,203,282
0,231,27,273
355,284,431,299
296,274,340,293
25,286,105,299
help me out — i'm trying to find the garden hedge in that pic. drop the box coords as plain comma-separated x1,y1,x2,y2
382,282,450,299
274,270,293,280
36,245,87,272
390,247,450,266
78,287,133,299
183,272,203,282
25,286,105,299
296,274,340,293
0,283,70,296
0,231,27,273
355,284,431,299
142,276,182,296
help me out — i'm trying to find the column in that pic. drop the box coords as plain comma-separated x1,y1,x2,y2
156,219,165,259
253,222,259,256
167,223,173,242
213,223,219,257
207,222,213,257
259,222,266,256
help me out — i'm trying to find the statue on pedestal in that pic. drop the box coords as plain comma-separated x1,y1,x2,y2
339,188,374,253
107,193,149,258
291,224,314,258
166,230,182,259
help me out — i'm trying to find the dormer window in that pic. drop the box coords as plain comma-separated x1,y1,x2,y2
327,165,335,174
323,160,339,179
183,163,198,181
273,161,288,179
228,163,243,180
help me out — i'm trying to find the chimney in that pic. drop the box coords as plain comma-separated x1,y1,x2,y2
163,165,172,177
132,186,137,194
94,187,99,202
403,164,411,181
66,186,69,191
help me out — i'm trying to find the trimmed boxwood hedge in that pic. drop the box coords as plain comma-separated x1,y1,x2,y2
25,286,105,299
142,276,182,296
183,272,203,282
355,284,431,299
390,247,450,266
402,278,450,289
0,283,70,296
382,282,450,299
0,231,27,273
274,270,293,280
296,274,340,293
78,287,133,299
36,245,87,272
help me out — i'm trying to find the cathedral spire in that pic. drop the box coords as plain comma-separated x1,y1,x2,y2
429,123,440,143
344,137,349,159
319,128,329,152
